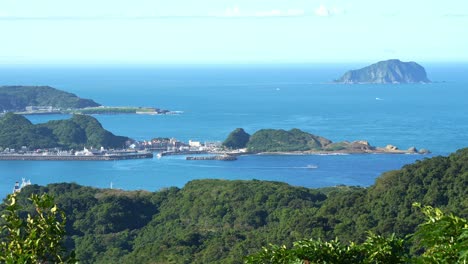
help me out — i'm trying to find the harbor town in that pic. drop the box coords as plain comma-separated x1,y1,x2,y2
0,137,242,161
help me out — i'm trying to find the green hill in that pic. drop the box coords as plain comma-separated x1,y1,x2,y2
222,128,251,149
224,128,428,154
0,113,128,150
3,148,466,263
0,86,100,111
247,128,332,152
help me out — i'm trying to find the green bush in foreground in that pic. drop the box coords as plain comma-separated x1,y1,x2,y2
245,204,468,264
0,193,77,263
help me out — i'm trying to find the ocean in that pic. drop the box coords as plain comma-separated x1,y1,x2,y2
0,63,467,198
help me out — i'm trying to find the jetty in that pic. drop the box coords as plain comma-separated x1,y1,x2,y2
186,155,237,161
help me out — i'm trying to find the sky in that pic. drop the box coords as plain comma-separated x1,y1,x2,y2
0,0,467,64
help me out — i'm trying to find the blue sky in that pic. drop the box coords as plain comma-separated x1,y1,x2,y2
1,0,467,64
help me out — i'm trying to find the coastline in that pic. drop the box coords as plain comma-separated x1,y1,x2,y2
13,106,179,116
254,149,429,156
155,147,429,159
0,152,153,161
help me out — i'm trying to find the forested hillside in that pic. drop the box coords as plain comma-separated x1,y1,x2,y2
0,113,128,149
0,86,100,111
2,148,467,263
247,128,332,152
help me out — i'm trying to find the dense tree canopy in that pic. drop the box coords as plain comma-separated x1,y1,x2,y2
246,128,332,152
1,148,466,263
0,113,128,150
223,128,251,149
0,86,100,111
246,204,467,263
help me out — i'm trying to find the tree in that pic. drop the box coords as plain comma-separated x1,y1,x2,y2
0,193,77,263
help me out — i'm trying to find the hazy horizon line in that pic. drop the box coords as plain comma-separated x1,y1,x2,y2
1,60,467,67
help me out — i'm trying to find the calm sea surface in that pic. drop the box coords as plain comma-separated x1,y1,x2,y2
0,64,467,198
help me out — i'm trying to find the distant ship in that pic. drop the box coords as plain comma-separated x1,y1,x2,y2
306,164,318,169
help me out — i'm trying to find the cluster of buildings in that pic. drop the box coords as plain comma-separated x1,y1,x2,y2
130,138,222,153
0,146,142,157
25,106,60,112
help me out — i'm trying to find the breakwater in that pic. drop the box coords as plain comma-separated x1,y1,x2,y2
0,152,153,161
160,151,207,156
186,155,237,161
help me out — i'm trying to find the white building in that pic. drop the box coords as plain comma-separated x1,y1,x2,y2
188,140,202,148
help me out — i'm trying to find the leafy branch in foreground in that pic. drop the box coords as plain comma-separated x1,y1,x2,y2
412,202,468,263
245,204,467,264
245,234,407,264
0,193,77,263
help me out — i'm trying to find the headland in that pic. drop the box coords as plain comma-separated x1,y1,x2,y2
0,86,176,115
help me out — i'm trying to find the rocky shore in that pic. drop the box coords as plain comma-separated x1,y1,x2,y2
248,141,430,156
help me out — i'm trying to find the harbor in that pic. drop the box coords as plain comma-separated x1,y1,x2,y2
0,148,153,161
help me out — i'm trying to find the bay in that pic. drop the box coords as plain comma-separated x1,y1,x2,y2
0,64,466,198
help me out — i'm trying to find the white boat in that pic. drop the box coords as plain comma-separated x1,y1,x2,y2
21,178,31,188
13,178,31,193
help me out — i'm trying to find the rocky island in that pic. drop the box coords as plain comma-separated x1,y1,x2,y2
0,86,172,115
335,59,431,84
222,128,429,154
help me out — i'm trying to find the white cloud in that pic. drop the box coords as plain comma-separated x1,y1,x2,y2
0,7,308,20
443,13,468,18
254,10,282,17
218,7,305,18
315,5,331,17
224,6,241,17
314,5,344,17
286,9,306,16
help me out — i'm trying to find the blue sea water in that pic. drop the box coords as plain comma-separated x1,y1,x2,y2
0,63,467,198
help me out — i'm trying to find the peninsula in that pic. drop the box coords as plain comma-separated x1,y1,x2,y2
0,86,172,115
335,59,431,84
0,113,152,160
222,128,429,154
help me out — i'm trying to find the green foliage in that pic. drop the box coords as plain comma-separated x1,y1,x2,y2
246,128,332,152
245,233,407,264
0,113,128,149
363,148,468,237
0,86,100,111
412,203,468,263
0,113,57,149
223,128,251,149
246,204,468,264
0,148,466,263
0,193,77,263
